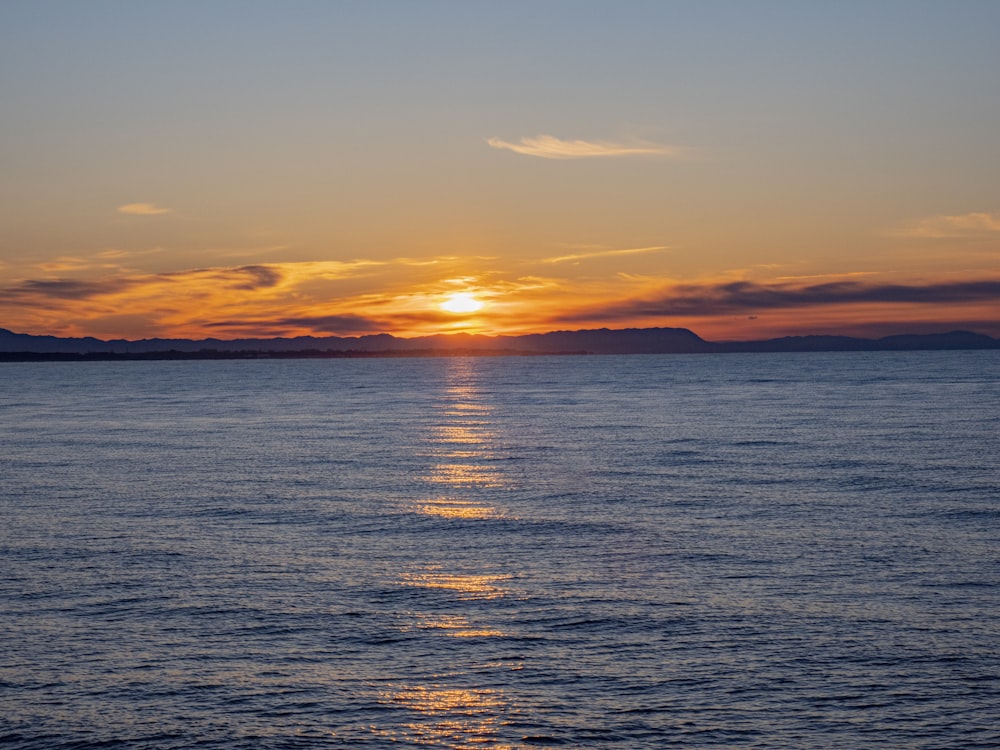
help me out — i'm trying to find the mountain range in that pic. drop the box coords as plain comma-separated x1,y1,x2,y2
2,326,998,360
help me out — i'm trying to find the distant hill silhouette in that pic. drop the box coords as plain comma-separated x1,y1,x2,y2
715,330,1000,353
1,326,998,360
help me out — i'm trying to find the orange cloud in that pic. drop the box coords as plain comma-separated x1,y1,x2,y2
3,254,998,341
487,134,678,159
542,245,669,264
0,258,475,339
36,248,165,274
117,202,173,216
890,211,1000,238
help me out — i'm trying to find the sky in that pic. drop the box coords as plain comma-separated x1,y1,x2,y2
1,0,998,341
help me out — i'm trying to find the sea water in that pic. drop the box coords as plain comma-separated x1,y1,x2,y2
1,351,998,749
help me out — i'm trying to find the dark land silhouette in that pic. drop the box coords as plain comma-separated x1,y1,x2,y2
2,326,998,361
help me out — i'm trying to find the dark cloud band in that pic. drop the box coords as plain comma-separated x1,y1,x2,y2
558,279,1000,322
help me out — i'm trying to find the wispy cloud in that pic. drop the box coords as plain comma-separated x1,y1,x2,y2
36,248,165,274
556,279,1000,321
117,202,173,216
890,212,1000,238
4,265,285,305
487,134,677,159
543,245,669,264
0,257,478,338
775,271,880,281
205,314,387,337
4,277,140,301
217,265,283,290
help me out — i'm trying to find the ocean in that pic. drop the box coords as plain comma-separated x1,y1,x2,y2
1,351,998,749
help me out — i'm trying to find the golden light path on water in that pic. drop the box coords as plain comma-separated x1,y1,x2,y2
417,361,510,514
400,570,513,601
378,686,513,749
407,613,505,638
376,358,519,747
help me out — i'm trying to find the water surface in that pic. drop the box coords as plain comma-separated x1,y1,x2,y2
2,352,998,748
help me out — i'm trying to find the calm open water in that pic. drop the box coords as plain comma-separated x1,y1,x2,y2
1,352,998,749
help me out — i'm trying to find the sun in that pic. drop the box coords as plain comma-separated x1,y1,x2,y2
440,292,484,314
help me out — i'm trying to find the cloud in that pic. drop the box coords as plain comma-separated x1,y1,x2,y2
487,134,677,159
556,279,1000,321
0,258,464,338
219,265,283,290
205,314,387,337
38,257,98,273
775,271,880,282
117,202,173,216
36,248,164,273
4,277,140,301
4,264,285,306
891,212,1000,238
543,245,668,264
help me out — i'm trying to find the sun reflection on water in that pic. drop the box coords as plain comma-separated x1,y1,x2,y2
374,685,517,749
409,613,505,638
416,497,501,520
413,357,515,501
381,359,520,747
401,568,512,600
440,402,489,414
431,424,492,445
426,462,507,488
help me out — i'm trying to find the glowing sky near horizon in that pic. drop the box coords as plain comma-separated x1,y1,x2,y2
1,0,998,341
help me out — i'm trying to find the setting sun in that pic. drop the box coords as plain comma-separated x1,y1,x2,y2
440,292,484,314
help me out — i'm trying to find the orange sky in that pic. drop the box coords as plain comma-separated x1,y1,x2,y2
2,3,998,342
